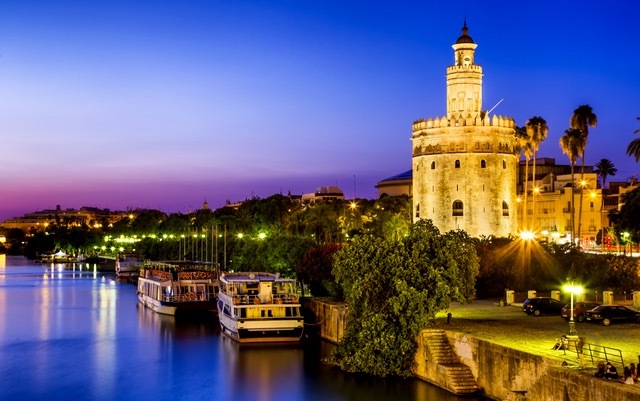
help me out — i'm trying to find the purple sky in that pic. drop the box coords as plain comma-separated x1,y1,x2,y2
1,1,639,221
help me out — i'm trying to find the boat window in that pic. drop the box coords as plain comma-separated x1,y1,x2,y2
268,310,273,317
240,308,246,318
223,305,231,316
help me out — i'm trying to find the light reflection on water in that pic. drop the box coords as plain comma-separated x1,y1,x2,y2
0,256,486,401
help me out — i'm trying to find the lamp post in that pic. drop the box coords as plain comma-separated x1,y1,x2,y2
563,282,583,337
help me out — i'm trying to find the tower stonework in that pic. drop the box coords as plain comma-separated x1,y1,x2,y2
411,24,518,238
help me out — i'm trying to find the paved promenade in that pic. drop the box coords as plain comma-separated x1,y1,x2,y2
435,300,640,371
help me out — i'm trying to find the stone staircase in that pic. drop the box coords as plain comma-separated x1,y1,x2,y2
423,329,479,395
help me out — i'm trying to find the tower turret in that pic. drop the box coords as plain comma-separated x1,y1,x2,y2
447,22,483,118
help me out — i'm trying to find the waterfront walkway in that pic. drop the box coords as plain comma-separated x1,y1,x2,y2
435,300,640,394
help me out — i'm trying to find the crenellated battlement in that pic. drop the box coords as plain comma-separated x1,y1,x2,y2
446,65,482,73
412,113,515,132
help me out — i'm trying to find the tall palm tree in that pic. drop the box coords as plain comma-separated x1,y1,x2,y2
594,158,617,246
515,126,532,230
570,105,598,246
626,117,640,162
560,129,585,246
526,116,549,232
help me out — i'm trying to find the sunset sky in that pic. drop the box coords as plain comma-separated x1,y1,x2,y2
1,1,639,220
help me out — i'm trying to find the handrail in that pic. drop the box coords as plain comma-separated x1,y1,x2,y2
563,338,624,369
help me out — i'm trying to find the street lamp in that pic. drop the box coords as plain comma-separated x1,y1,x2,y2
563,282,583,337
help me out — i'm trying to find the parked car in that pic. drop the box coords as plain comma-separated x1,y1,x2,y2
584,305,640,326
522,297,565,316
561,301,601,322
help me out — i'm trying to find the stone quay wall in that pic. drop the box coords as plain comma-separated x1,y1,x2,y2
306,299,640,400
415,330,640,401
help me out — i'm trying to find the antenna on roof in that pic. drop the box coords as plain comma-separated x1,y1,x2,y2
487,98,504,115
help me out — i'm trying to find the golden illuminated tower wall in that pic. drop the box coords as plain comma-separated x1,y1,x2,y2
411,24,518,238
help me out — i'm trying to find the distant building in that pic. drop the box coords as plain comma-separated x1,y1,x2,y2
301,186,345,202
376,170,412,198
1,204,129,231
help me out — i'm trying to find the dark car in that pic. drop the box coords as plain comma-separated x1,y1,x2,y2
561,301,601,322
522,297,565,316
584,305,640,326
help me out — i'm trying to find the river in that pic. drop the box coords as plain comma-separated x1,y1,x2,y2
0,255,487,401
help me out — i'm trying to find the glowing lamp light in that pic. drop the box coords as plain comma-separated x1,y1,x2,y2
350,202,357,210
237,233,243,239
563,284,583,295
258,233,266,239
520,231,535,241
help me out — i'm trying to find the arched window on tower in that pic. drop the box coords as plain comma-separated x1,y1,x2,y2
503,160,507,169
431,161,435,169
502,201,509,216
455,160,461,169
452,200,464,216
480,159,486,168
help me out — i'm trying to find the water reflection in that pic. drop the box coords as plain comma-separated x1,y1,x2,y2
0,257,486,401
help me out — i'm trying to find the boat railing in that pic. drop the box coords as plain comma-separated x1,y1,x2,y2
162,290,217,303
229,292,299,305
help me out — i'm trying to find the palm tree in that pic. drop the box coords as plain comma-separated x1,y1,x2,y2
594,158,617,246
570,105,598,246
515,126,532,230
526,116,549,232
626,117,640,162
560,128,585,246
594,159,617,191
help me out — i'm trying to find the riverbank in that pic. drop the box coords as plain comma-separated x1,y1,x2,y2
432,300,640,400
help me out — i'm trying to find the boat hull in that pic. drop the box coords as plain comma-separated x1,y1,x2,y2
138,293,216,316
217,300,304,343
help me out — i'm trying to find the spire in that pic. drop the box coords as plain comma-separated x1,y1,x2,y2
456,20,474,44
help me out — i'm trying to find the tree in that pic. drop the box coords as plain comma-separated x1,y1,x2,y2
526,116,549,232
331,220,479,377
570,105,597,246
594,158,617,244
626,117,640,162
296,243,341,297
515,126,532,230
594,159,617,191
560,128,585,246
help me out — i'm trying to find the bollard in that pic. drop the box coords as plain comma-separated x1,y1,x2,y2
506,290,515,305
550,290,560,300
527,290,537,299
499,300,504,307
447,312,452,324
602,291,614,305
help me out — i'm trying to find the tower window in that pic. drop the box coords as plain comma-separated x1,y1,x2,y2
415,204,420,218
480,159,486,168
455,160,461,168
452,200,464,216
431,161,435,169
502,201,509,216
503,160,506,169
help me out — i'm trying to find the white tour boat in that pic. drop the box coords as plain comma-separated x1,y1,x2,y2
137,262,219,316
116,252,144,279
217,272,304,343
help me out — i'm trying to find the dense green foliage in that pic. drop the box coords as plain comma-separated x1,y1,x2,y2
330,220,479,377
296,243,341,297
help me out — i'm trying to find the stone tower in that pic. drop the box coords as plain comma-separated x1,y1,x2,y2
411,23,518,238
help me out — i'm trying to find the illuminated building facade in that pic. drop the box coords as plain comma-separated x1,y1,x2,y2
411,24,518,237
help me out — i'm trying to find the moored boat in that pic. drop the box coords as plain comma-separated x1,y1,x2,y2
217,272,304,343
116,252,144,280
137,262,219,316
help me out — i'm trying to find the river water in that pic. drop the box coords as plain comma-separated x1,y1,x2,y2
0,255,486,401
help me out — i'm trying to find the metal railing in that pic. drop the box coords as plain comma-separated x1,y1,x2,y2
563,338,624,368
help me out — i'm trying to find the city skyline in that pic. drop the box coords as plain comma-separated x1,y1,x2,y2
2,1,639,221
